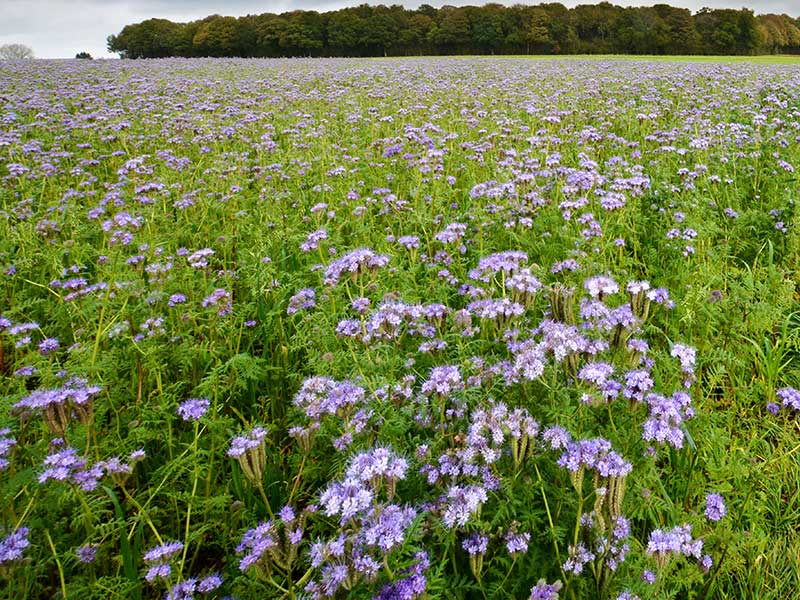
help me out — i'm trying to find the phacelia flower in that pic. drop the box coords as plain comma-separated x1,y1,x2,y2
177,398,210,422
704,493,726,522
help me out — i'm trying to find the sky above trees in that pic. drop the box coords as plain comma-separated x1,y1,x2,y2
1,0,797,58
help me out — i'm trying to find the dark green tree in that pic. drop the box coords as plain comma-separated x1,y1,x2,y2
192,15,240,57
107,18,185,58
279,11,324,56
106,3,789,59
429,6,471,54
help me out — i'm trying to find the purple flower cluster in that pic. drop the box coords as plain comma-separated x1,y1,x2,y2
321,448,409,525
200,288,232,316
504,530,531,555
300,228,328,252
598,515,631,571
237,507,304,574
227,426,268,458
776,387,800,411
434,222,467,244
671,343,697,386
177,398,210,422
642,391,695,449
538,320,590,362
506,268,543,304
143,541,183,582
530,579,562,600
556,436,632,478
164,574,222,600
441,483,489,528
323,248,389,286
307,448,416,598
646,524,703,565
584,275,619,299
467,298,525,323
76,544,98,564
396,235,421,250
287,288,317,314
373,552,429,600
369,301,447,342
39,446,105,491
467,401,540,466
467,250,528,282
705,493,726,522
420,365,463,397
168,293,187,307
345,447,408,491
38,337,60,355
14,377,101,414
0,428,16,471
462,533,489,556
563,542,595,574
237,521,279,571
293,377,366,421
228,425,268,484
186,247,214,268
513,339,547,381
0,527,29,566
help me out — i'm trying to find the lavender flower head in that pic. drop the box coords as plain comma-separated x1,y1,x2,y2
345,447,408,488
227,426,269,459
293,377,366,421
373,552,429,600
38,446,104,491
563,542,595,574
143,541,184,564
704,493,726,522
468,250,528,282
143,540,183,582
38,337,60,355
0,527,30,566
505,530,530,555
201,288,232,316
420,365,463,397
323,248,389,286
319,478,374,524
462,533,489,556
76,544,97,563
646,524,703,565
237,521,277,571
0,429,17,472
177,398,210,422
228,426,269,484
530,579,562,600
777,387,800,411
585,275,619,299
288,288,317,315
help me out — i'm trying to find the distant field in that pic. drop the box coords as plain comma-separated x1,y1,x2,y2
397,54,800,64
1,57,799,600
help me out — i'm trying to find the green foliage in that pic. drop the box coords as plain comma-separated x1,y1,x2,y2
104,4,798,59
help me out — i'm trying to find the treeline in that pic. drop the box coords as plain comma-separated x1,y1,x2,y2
107,3,800,59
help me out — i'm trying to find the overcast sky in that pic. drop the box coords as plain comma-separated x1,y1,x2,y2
2,0,797,59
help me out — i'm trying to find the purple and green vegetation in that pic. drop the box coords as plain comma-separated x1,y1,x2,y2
105,3,800,59
0,56,799,599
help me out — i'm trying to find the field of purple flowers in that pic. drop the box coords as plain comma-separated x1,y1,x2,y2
1,57,799,599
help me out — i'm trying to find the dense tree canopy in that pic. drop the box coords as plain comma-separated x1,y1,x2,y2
106,3,800,59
